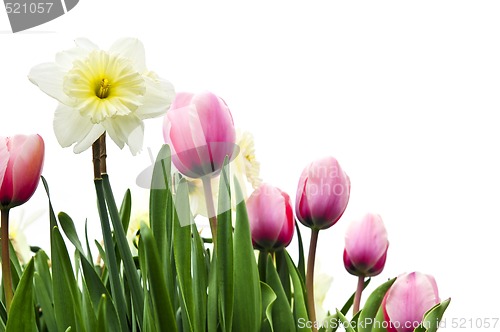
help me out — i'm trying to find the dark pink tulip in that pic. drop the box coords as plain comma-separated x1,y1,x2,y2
247,183,294,251
163,91,236,178
343,213,388,277
383,272,440,332
0,135,44,209
295,156,350,230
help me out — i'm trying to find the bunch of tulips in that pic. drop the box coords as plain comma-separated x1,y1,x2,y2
0,38,449,332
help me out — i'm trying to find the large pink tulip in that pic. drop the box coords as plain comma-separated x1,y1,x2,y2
343,213,388,277
383,272,440,332
247,183,294,250
295,156,350,230
0,135,44,210
163,91,236,178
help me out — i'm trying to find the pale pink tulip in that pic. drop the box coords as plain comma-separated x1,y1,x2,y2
295,157,350,230
247,183,294,250
383,272,440,332
163,91,236,178
343,213,388,277
0,135,44,209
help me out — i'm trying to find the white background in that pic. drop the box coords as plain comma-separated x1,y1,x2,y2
1,0,499,328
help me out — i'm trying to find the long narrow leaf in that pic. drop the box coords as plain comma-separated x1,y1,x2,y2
5,259,35,332
140,222,177,331
232,179,261,332
102,175,144,326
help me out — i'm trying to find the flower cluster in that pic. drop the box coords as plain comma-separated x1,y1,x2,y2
0,37,449,332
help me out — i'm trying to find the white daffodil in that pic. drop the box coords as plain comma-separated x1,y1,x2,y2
183,129,262,217
29,38,174,155
1,209,44,265
126,211,149,256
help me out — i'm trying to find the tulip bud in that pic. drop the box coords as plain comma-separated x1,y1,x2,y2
0,135,45,210
163,91,236,178
295,156,350,230
247,183,294,251
343,213,388,277
383,272,440,332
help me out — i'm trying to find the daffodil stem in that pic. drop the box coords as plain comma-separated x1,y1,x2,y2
99,133,107,175
202,177,217,246
1,209,13,312
306,228,319,331
92,138,102,180
353,275,365,314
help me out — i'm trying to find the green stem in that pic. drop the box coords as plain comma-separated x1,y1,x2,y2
306,229,319,331
1,209,13,312
202,177,217,246
353,275,365,314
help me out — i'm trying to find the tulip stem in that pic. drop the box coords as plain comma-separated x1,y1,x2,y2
353,275,365,314
306,229,319,331
202,177,217,245
1,209,13,312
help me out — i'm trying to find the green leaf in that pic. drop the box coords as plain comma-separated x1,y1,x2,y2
96,295,108,332
81,278,98,332
149,145,175,294
5,259,35,332
207,251,218,332
58,212,85,255
358,278,397,332
232,178,261,332
94,179,128,331
102,175,145,326
191,222,207,332
216,160,234,332
295,222,306,283
33,272,58,332
140,222,177,331
260,282,277,332
285,251,311,332
173,179,195,332
275,249,292,304
414,298,451,332
335,309,356,332
51,226,86,332
265,255,296,331
119,189,132,232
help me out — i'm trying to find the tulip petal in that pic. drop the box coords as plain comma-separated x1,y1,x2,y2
109,38,147,73
0,138,9,190
10,135,44,205
385,272,440,332
103,115,144,155
28,63,71,104
344,213,388,275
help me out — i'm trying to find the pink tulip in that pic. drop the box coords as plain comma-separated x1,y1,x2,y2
163,91,236,178
247,183,294,250
343,213,388,277
383,272,440,332
0,135,44,209
295,157,350,230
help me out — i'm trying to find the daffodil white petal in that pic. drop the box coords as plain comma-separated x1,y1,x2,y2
103,115,144,155
74,38,99,51
55,46,92,70
109,38,147,72
53,103,95,147
136,75,175,119
73,125,106,154
29,63,72,104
